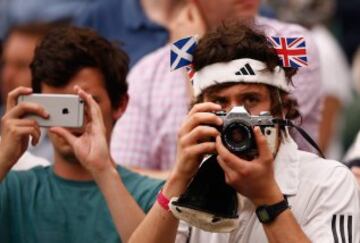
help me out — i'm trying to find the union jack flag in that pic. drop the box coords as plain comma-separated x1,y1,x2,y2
185,64,195,84
269,36,308,68
170,36,198,71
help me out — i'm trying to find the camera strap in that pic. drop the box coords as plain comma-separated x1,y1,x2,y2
272,118,325,158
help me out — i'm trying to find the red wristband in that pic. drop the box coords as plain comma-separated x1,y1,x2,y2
157,190,170,211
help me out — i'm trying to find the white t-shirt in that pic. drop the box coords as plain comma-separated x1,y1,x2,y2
12,151,50,170
175,136,360,243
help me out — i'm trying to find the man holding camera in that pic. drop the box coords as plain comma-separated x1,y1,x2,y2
127,23,360,243
0,26,163,243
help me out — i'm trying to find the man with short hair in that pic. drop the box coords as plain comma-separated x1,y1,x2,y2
0,25,163,243
126,23,359,243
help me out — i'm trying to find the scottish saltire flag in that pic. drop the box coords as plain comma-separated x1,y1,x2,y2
269,36,308,68
170,36,198,71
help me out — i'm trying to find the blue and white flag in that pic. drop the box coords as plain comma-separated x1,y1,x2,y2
170,36,198,71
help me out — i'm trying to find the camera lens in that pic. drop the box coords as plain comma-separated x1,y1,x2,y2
222,122,252,153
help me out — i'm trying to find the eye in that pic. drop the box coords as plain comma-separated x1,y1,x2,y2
243,95,260,108
212,97,228,107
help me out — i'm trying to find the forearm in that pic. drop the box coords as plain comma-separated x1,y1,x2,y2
129,174,189,243
129,167,170,180
263,210,310,243
252,185,311,243
94,166,145,243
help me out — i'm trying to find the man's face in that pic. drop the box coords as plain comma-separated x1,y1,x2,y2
203,83,272,115
1,32,39,104
42,68,117,162
195,0,261,27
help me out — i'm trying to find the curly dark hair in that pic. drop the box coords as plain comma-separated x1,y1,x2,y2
193,22,300,120
30,25,129,108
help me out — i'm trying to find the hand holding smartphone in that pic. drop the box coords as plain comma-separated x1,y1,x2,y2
17,94,84,128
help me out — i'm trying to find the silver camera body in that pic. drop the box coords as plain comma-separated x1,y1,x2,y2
215,106,278,157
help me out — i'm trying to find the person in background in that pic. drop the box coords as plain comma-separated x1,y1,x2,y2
0,0,93,39
334,0,360,62
110,0,206,178
265,0,353,160
111,0,323,177
0,22,59,167
75,0,169,67
0,25,163,243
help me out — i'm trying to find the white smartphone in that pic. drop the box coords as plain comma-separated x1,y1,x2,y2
17,94,84,128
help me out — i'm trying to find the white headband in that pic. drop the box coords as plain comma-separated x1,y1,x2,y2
192,58,291,97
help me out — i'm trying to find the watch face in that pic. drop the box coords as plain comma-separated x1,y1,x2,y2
258,208,270,222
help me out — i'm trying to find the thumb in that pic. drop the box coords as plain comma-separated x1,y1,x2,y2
49,127,76,146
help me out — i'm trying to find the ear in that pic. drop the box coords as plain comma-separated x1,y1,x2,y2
112,94,129,121
186,1,207,36
172,1,206,39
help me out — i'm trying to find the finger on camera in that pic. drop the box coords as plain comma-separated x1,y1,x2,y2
179,126,219,147
8,102,49,119
253,127,273,162
181,112,222,134
184,142,217,158
17,120,41,139
75,86,103,124
188,102,222,116
217,156,241,185
216,136,250,171
15,127,40,143
6,86,33,111
2,118,37,130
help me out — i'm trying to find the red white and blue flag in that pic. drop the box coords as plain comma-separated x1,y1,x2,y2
269,36,308,68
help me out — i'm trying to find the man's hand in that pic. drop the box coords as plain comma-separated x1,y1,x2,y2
49,86,113,177
0,87,48,174
165,102,222,196
216,127,283,206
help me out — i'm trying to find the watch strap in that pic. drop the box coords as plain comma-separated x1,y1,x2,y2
256,196,289,224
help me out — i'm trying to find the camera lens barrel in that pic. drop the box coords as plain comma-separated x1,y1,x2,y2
221,120,254,154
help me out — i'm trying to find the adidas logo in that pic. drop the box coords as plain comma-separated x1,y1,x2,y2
235,63,255,76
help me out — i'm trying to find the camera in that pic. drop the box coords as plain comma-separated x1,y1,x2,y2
215,106,278,157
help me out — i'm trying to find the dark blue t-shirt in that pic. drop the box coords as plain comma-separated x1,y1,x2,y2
0,165,164,243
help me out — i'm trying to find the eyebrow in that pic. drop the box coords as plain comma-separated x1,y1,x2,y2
207,90,263,100
206,93,227,101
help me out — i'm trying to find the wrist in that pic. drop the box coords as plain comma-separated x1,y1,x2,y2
251,184,284,207
0,150,14,172
162,172,189,198
92,164,119,185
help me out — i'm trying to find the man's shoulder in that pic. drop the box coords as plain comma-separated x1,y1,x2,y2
297,150,353,184
4,166,51,185
116,165,164,192
115,165,164,212
1,166,51,199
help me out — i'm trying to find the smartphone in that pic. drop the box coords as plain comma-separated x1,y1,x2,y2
17,94,84,128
